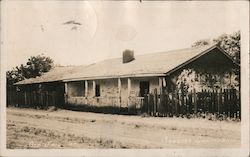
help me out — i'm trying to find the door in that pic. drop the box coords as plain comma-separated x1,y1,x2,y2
139,81,150,97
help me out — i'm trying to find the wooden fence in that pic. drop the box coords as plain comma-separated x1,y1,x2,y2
7,90,62,109
141,88,241,119
7,86,240,119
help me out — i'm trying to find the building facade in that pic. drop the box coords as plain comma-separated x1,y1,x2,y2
15,44,239,112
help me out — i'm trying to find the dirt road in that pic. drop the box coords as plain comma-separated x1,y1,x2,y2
7,107,240,149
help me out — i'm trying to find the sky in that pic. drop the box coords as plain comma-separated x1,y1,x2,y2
1,1,248,71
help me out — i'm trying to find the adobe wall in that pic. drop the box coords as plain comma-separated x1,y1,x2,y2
67,77,161,108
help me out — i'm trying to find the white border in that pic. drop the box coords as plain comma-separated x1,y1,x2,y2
0,1,249,157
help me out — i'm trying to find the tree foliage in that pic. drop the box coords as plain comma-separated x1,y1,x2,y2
7,55,54,86
213,31,240,64
191,39,211,48
175,31,241,92
192,31,240,64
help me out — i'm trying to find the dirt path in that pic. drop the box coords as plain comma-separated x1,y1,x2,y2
7,107,241,149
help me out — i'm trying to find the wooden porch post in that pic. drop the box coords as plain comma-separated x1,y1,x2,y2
64,82,68,94
64,82,68,105
118,78,121,108
127,78,131,108
93,80,96,97
163,77,166,88
85,80,88,97
159,77,162,94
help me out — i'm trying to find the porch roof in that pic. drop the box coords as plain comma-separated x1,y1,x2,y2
15,44,237,85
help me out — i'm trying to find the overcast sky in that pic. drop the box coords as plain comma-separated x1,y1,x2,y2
2,1,248,71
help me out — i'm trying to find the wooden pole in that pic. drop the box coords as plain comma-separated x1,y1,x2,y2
85,80,88,97
127,78,131,109
64,82,68,105
194,89,197,114
118,78,122,109
24,91,27,107
162,77,166,87
159,77,162,94
64,82,68,95
93,80,96,97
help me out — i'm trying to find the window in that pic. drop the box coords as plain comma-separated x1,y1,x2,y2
95,84,100,97
139,81,149,97
68,81,85,97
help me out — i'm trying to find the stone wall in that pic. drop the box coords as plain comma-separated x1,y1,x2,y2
67,77,161,108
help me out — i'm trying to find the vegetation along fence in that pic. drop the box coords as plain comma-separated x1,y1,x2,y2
141,88,241,119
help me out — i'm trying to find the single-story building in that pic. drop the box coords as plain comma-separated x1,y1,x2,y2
15,44,239,111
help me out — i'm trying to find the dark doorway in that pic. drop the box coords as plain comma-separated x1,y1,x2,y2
140,81,149,97
95,84,100,97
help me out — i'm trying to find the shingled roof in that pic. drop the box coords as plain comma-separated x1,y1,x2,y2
15,44,236,85
15,65,86,85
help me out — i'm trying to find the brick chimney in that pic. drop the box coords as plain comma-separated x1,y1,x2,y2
122,49,135,63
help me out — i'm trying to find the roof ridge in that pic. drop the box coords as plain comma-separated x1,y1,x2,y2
98,44,217,63
136,43,217,57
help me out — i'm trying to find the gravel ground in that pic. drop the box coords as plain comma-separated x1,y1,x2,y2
6,107,240,149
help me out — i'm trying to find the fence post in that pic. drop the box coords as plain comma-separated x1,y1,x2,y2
40,91,43,108
144,93,148,114
213,89,216,114
223,89,226,116
180,90,184,115
26,92,28,107
238,90,241,119
175,90,179,116
189,91,192,114
45,91,48,108
204,89,207,113
159,93,163,116
233,89,237,118
147,94,149,114
29,92,32,107
215,89,218,114
226,89,228,117
26,92,29,107
165,90,169,116
183,93,186,115
154,89,158,116
149,93,154,116
210,90,213,113
219,89,222,114
145,89,148,113
15,90,18,107
17,92,19,107
24,91,27,107
194,89,197,114
187,93,190,114
167,93,174,116
228,89,230,118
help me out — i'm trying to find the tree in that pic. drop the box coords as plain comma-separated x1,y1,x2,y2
6,54,54,86
191,39,211,48
192,31,240,64
213,31,240,64
175,31,241,92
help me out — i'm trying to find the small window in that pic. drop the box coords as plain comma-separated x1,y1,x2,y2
95,84,100,97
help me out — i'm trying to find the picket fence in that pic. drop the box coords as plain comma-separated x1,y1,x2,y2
7,90,63,109
141,88,240,119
